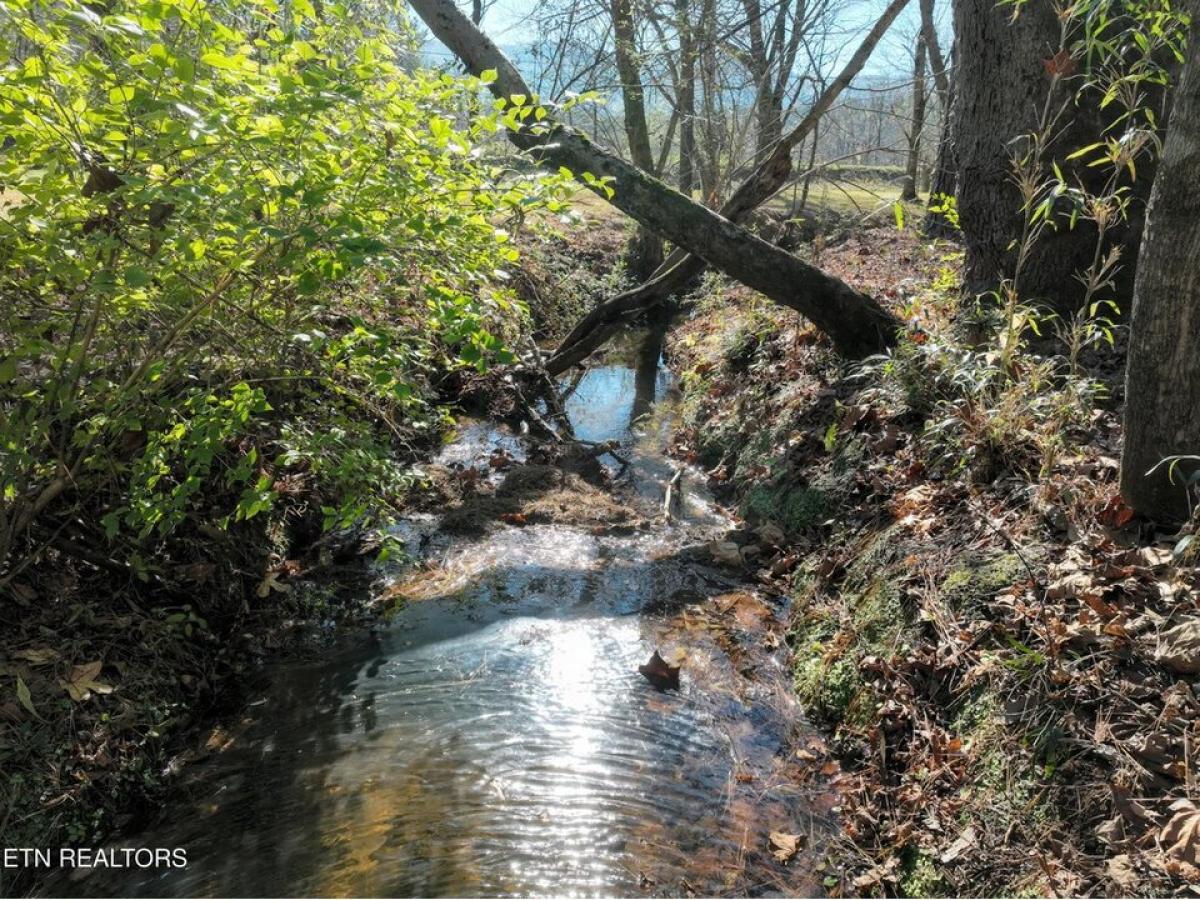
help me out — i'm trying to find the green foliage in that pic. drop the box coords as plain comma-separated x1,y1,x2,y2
862,317,1103,484
927,192,959,230
939,554,1023,615
0,0,571,572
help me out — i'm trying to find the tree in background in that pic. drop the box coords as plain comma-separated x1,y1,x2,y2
900,30,928,201
611,0,664,277
1120,2,1199,523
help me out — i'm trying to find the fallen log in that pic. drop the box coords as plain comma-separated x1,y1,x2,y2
546,0,910,372
407,0,901,362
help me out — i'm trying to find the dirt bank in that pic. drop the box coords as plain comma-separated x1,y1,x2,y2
667,226,1200,896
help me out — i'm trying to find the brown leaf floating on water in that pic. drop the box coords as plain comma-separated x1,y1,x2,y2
769,830,804,864
638,650,680,691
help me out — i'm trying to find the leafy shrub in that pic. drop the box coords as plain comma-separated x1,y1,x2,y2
0,0,569,576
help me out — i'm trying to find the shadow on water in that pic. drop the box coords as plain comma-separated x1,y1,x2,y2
54,329,833,899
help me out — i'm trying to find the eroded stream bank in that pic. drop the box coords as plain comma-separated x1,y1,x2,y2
55,330,834,898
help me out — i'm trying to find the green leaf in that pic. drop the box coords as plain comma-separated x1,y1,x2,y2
108,85,137,104
200,51,241,70
16,675,36,717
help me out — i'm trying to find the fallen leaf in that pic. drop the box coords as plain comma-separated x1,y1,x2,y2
1162,800,1200,867
255,570,291,598
1106,855,1139,891
13,647,59,666
15,674,36,716
638,650,681,691
853,856,900,889
1098,493,1135,528
1152,621,1200,674
940,825,977,863
59,661,114,703
769,831,804,864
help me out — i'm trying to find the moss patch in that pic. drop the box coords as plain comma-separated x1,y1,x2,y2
939,553,1023,615
741,482,830,533
900,849,947,898
789,528,917,726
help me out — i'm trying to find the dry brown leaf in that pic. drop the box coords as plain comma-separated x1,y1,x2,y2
940,825,977,863
1105,854,1140,890
59,661,114,703
1096,816,1127,849
13,647,60,666
853,856,899,889
255,570,291,598
1161,800,1200,867
769,831,804,864
1152,621,1200,674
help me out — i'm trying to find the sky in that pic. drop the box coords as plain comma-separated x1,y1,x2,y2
416,0,950,86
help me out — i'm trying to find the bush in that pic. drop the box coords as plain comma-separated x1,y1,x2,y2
0,0,570,577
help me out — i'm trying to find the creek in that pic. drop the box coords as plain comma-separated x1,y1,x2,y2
59,330,832,898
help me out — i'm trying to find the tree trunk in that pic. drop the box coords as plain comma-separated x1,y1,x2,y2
612,0,664,278
901,33,927,202
549,0,910,368
676,0,697,193
697,0,722,202
924,43,958,238
952,0,1150,311
919,0,949,103
1120,9,1200,523
406,0,900,364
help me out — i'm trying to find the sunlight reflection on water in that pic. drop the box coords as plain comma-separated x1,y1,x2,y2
53,330,830,899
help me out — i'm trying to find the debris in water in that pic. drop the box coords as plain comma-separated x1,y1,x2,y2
707,540,742,567
769,830,805,864
638,650,681,691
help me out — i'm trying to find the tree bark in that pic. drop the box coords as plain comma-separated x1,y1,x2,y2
952,0,1153,311
901,33,928,202
1119,8,1200,523
676,0,697,193
923,39,958,238
612,0,664,278
406,0,900,363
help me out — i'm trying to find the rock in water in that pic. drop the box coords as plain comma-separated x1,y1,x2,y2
638,649,681,691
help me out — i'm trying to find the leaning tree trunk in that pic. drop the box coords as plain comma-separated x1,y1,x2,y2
612,0,664,279
952,0,1153,311
901,33,928,202
406,0,900,362
547,0,910,371
1119,8,1200,524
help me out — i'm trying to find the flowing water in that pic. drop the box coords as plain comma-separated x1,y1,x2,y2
57,330,833,898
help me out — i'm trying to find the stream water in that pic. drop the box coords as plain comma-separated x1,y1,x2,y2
57,331,832,898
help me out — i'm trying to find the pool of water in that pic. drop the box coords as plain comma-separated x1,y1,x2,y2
55,330,832,898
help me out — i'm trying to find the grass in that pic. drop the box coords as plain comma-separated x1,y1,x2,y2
766,177,920,220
